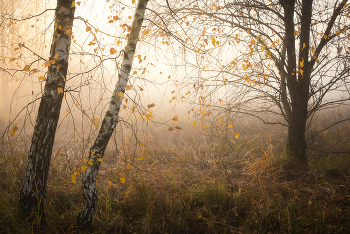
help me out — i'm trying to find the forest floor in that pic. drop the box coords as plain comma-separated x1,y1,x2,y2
0,113,350,234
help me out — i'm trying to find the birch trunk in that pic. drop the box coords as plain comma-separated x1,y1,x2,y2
77,0,149,228
19,0,75,223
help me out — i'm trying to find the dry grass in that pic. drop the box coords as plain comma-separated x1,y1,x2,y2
0,111,350,234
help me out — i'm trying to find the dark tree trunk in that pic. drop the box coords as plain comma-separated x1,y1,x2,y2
77,0,149,228
282,0,313,164
19,0,75,224
287,93,308,164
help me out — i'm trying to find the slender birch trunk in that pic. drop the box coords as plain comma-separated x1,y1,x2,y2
77,0,149,228
19,0,75,223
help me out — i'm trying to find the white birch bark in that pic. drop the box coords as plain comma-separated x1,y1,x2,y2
77,0,150,228
19,0,75,224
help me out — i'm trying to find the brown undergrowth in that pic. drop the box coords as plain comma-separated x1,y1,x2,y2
0,113,350,234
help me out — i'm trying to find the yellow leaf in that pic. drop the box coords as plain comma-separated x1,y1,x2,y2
300,69,303,76
308,201,312,206
300,58,304,68
175,126,181,130
168,127,174,132
127,163,131,169
323,35,328,40
251,39,255,44
261,45,266,51
120,177,126,183
53,54,59,59
74,171,80,176
294,31,299,36
228,124,233,128
302,43,306,49
118,91,123,100
97,158,102,162
92,151,95,155
131,106,137,113
193,121,196,125
218,117,222,123
9,58,16,62
126,85,132,90
39,76,44,81
44,60,54,67
81,165,87,171
71,174,76,183
86,26,91,32
88,159,93,165
235,133,239,139
143,29,150,35
57,88,63,94
133,71,137,75
23,65,30,72
172,116,178,121
169,100,172,103
171,90,175,94
211,37,216,46
71,1,75,8
110,48,117,54
9,125,18,136
311,46,315,54
123,105,127,109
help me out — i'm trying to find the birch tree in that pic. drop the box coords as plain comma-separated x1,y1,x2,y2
19,0,75,223
77,0,150,228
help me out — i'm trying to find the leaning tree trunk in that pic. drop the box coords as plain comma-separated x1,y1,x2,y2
77,0,149,228
19,0,75,224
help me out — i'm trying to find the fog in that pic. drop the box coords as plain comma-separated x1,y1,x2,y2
1,0,349,153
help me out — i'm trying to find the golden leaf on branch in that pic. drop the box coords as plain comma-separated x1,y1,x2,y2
147,103,155,108
23,65,30,72
110,48,117,54
10,125,18,136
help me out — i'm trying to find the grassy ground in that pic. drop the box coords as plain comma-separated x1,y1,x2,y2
0,115,350,233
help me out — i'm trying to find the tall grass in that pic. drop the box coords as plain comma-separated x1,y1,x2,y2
1,111,350,233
